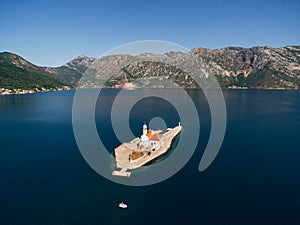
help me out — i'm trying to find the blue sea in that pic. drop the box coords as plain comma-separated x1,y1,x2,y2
0,89,300,225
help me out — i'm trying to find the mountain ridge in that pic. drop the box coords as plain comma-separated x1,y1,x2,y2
1,45,300,94
191,45,300,89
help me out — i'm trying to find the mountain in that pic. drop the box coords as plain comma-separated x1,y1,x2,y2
66,45,300,89
74,46,300,89
45,55,95,86
191,46,300,89
0,52,68,93
1,46,300,94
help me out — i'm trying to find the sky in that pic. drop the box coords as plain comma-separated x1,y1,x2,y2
0,0,299,66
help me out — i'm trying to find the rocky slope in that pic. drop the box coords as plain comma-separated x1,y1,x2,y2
192,46,300,89
45,55,95,86
67,45,300,89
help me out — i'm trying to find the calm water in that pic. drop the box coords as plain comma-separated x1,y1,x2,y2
0,89,300,225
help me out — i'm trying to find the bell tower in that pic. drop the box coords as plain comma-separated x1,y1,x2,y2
143,124,147,135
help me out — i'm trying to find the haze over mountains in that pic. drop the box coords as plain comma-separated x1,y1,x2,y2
1,45,299,94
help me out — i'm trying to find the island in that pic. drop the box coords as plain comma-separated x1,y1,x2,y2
112,123,182,177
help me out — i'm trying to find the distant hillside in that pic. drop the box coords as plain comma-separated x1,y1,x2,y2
64,45,300,89
45,55,94,86
191,46,300,89
1,45,300,93
0,52,67,92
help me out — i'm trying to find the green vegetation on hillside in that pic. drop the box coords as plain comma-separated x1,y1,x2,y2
0,63,65,90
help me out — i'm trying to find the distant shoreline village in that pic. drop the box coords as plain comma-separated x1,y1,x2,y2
1,86,298,96
0,86,71,95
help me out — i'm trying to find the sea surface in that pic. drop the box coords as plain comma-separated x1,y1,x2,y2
0,89,300,225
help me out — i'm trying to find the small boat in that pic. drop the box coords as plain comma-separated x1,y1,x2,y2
118,202,128,209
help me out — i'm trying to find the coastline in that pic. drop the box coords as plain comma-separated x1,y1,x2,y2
0,86,72,96
1,86,299,96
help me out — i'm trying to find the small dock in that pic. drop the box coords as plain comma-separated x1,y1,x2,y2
112,168,131,177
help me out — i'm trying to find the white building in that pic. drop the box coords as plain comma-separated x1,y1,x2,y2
138,124,162,151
